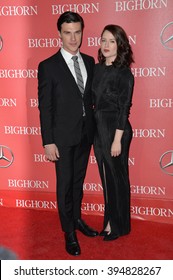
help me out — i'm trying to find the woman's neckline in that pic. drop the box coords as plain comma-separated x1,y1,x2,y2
104,63,113,68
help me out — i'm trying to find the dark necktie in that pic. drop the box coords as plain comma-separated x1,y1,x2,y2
72,56,85,96
72,56,85,116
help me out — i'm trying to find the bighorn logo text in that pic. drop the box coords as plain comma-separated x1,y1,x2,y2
0,145,14,168
159,150,173,176
160,22,173,50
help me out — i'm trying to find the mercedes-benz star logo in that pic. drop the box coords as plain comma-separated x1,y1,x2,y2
0,36,3,51
159,150,173,176
160,22,173,50
0,145,14,168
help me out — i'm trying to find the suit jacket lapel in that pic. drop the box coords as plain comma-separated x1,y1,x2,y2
56,51,82,97
57,51,75,83
56,51,90,98
81,54,90,95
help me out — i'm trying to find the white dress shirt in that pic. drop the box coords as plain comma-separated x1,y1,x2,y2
60,48,87,88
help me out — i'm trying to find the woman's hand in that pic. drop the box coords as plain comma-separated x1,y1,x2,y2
111,140,121,157
111,129,124,157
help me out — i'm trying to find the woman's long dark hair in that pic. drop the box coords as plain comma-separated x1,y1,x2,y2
98,24,134,67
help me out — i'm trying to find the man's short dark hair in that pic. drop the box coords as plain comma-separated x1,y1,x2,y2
57,11,84,32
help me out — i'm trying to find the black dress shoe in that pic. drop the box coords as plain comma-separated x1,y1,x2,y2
103,232,119,241
65,231,81,256
99,230,108,236
75,219,98,237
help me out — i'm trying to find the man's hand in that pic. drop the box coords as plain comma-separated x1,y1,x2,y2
44,144,59,161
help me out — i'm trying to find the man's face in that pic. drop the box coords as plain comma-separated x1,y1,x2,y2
59,22,83,55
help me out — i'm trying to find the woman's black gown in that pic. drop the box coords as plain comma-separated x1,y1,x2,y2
92,63,134,236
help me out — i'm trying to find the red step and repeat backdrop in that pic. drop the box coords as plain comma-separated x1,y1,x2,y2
0,0,173,224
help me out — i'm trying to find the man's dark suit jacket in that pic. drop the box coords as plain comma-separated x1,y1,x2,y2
38,50,95,147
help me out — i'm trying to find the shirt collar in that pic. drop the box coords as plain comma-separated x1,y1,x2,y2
60,48,81,63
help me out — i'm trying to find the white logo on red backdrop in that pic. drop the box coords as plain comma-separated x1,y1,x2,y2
52,3,100,14
0,145,14,168
82,202,104,212
16,199,57,209
0,198,4,206
0,36,3,51
150,98,173,108
115,0,167,12
8,179,49,189
131,205,173,218
131,66,166,77
0,98,16,107
4,126,41,135
28,38,62,48
130,185,166,196
160,22,173,50
132,128,165,138
0,6,38,16
0,69,37,78
159,150,173,176
83,183,103,192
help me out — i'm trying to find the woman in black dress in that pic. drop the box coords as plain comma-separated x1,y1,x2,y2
92,25,134,241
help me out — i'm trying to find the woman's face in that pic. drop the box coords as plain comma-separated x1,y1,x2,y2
100,30,117,65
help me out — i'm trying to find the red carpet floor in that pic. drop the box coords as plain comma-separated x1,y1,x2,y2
0,207,173,260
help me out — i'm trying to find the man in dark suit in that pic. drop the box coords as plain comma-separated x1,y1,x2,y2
38,11,98,256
